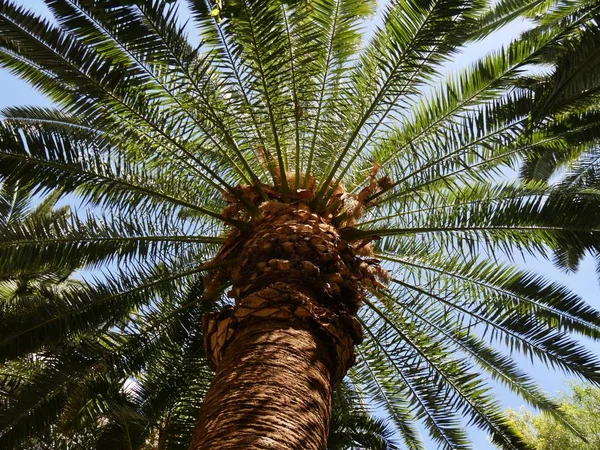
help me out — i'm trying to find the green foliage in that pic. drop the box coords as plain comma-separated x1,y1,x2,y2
511,0,600,273
0,0,599,449
505,383,600,450
328,383,402,450
516,0,600,176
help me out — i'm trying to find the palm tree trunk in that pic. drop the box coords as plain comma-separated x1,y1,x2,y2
190,202,372,450
190,312,333,450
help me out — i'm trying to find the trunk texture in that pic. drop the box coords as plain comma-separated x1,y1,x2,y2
190,202,381,450
189,317,333,450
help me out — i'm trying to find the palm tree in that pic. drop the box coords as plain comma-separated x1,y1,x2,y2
0,185,393,450
0,182,102,449
0,183,394,450
1,0,600,449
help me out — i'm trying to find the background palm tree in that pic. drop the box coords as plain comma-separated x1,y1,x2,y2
1,0,600,449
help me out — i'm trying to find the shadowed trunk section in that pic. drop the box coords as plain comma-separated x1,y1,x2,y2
189,318,333,450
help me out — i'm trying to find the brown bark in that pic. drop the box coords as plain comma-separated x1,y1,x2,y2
190,201,384,450
189,318,333,450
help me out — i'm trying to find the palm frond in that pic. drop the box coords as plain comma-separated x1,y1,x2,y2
315,0,482,206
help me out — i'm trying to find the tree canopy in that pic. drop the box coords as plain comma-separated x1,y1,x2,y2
504,383,600,450
0,0,600,449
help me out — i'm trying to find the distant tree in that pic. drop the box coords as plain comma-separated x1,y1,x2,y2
504,384,600,450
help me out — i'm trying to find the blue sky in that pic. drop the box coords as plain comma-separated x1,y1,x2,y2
1,1,599,449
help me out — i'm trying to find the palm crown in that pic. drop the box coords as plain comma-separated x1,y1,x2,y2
1,0,600,449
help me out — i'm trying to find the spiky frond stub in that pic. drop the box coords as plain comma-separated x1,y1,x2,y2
1,0,600,449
